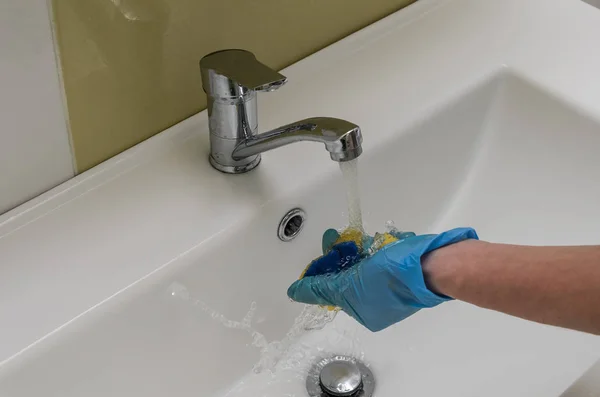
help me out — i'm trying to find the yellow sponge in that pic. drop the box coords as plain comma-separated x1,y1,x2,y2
299,227,365,279
299,227,365,311
298,229,400,311
376,232,399,249
335,227,365,250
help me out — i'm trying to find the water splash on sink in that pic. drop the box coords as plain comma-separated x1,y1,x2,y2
167,282,336,373
213,316,369,397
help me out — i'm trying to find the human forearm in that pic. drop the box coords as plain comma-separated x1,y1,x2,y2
423,240,600,334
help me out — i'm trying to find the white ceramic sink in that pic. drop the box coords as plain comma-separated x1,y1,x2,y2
2,69,599,397
1,0,600,396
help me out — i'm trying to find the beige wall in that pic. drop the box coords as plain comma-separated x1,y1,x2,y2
53,0,415,172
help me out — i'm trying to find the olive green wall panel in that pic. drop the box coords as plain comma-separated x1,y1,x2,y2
53,0,415,171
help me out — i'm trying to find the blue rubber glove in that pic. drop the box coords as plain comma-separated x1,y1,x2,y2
288,227,478,332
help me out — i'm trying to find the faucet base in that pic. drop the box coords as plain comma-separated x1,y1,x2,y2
209,154,261,174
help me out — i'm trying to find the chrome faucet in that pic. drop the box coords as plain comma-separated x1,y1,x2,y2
200,49,363,174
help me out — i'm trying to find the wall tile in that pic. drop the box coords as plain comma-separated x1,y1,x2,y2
0,1,75,214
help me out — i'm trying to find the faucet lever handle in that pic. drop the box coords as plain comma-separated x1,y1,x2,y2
200,49,287,94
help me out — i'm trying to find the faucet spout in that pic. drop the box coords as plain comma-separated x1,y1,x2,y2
232,117,363,162
200,49,363,173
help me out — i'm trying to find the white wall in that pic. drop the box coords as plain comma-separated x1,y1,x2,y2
0,1,74,215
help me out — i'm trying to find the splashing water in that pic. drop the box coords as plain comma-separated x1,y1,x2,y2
213,315,369,397
167,282,337,373
339,159,364,231
385,219,398,234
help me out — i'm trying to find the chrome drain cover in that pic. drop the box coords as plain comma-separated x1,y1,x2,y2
307,356,375,397
277,208,306,242
320,360,362,396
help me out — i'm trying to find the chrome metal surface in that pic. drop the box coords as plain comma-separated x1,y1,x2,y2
200,49,286,172
307,356,375,397
277,208,306,242
233,117,362,163
320,360,362,396
200,50,287,99
200,49,363,174
209,153,261,174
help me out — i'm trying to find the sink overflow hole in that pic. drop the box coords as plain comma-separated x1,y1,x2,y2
278,208,306,242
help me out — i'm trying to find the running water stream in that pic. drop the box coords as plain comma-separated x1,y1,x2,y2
339,159,364,231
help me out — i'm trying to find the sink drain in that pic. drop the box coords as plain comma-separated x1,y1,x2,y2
306,356,375,397
278,208,306,242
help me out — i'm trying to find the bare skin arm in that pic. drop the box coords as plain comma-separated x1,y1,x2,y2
422,240,600,335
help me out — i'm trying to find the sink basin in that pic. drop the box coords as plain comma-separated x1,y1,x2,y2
1,68,599,396
1,0,600,396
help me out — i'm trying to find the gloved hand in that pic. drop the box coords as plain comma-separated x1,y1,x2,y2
288,227,478,332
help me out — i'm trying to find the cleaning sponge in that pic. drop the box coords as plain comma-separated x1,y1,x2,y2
298,227,401,311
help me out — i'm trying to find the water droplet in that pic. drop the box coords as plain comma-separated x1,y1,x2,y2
385,220,397,232
166,282,190,301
